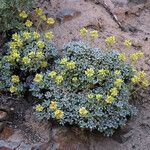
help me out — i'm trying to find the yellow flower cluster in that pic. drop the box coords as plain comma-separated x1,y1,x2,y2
98,69,109,77
124,39,132,48
36,51,44,59
79,107,88,117
60,58,68,65
105,36,116,45
50,101,57,110
110,87,118,97
22,56,31,64
87,94,94,99
87,93,103,101
37,41,45,49
23,31,31,40
105,95,114,104
80,28,88,37
10,86,17,93
45,31,54,40
66,61,76,69
142,79,149,88
47,17,55,25
55,75,64,85
41,61,47,68
72,77,78,82
36,104,44,112
33,32,40,39
130,51,144,62
131,75,140,84
34,74,43,82
35,8,44,16
54,110,64,119
11,75,20,83
114,70,121,76
25,20,33,28
118,53,126,61
48,71,57,78
114,79,123,88
90,30,99,38
85,68,95,77
19,11,28,19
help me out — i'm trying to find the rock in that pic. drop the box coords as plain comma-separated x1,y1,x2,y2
112,125,133,143
128,0,148,4
0,111,8,121
0,147,11,150
56,8,81,23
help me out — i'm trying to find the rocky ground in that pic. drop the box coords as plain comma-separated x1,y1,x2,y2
0,0,150,149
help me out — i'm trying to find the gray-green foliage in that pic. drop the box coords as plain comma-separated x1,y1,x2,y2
0,0,34,32
30,41,137,136
0,31,58,94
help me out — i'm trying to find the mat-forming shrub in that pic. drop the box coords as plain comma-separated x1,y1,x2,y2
0,0,35,33
30,41,148,136
0,31,57,94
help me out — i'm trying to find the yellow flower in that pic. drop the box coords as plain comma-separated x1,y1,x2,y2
41,61,47,68
55,75,63,85
54,110,64,119
60,58,68,65
105,36,116,45
87,94,94,100
35,104,44,112
11,75,20,83
35,8,44,16
79,107,88,117
16,39,23,47
45,31,54,40
72,77,78,82
61,71,66,76
114,70,121,76
10,86,17,93
98,69,109,76
25,20,33,27
36,51,44,59
106,95,114,104
9,42,17,49
80,28,88,37
33,32,40,39
142,79,149,88
12,33,20,41
34,74,43,82
124,39,132,48
50,101,57,110
48,71,57,78
138,71,146,79
66,61,76,69
110,87,118,97
37,41,45,49
85,68,94,77
47,17,55,25
130,51,144,62
23,32,31,40
22,56,31,64
118,53,126,61
131,75,140,84
19,11,28,18
28,51,35,58
96,94,103,101
90,30,98,38
40,15,47,21
114,79,123,88
11,50,20,60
